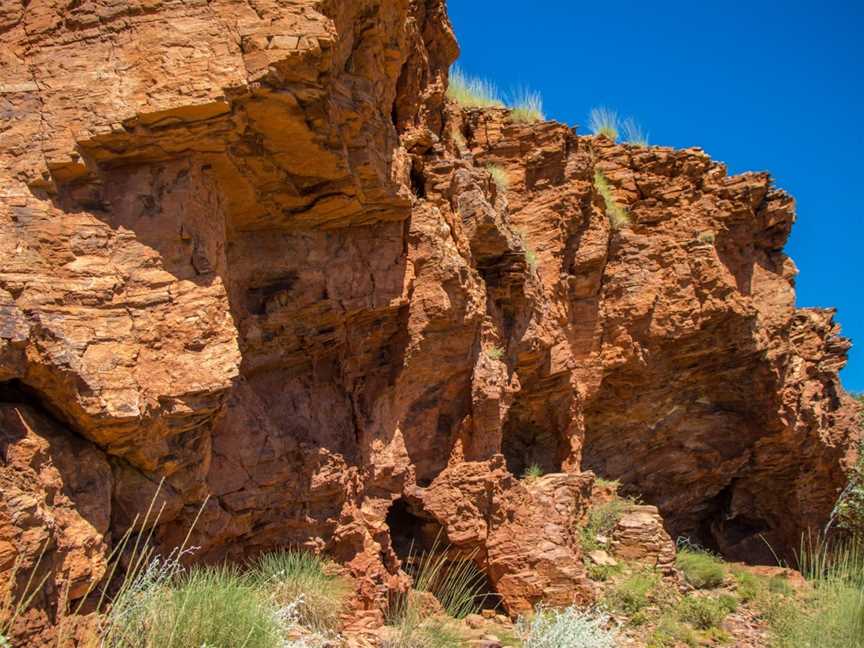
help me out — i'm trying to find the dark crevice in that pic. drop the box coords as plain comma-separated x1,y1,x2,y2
384,497,503,612
386,497,442,561
501,410,562,477
0,379,79,436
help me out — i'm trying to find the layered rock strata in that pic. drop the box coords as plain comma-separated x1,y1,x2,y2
0,0,861,644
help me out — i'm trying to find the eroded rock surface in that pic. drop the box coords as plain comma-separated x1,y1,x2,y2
0,0,861,643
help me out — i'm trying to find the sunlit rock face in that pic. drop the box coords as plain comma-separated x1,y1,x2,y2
0,0,860,644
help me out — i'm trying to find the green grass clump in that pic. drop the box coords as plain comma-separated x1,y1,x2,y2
384,617,464,648
675,547,726,589
647,615,698,648
588,107,619,141
254,549,350,633
386,543,487,648
767,537,864,648
593,170,630,230
594,477,620,490
603,571,660,617
586,562,623,582
524,247,538,272
487,164,509,191
622,117,649,146
732,569,760,603
767,575,795,596
675,595,734,630
523,463,544,480
105,565,283,648
508,87,545,123
580,496,631,552
447,67,503,108
485,346,505,361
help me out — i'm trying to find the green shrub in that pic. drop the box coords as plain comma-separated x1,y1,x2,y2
447,67,503,108
648,615,697,648
675,596,730,630
509,87,545,123
732,569,763,603
594,477,620,490
486,346,505,361
487,164,509,191
675,548,726,589
523,463,544,480
588,107,619,141
603,571,659,616
767,575,794,596
586,562,623,582
697,230,716,245
104,565,284,648
254,549,350,633
524,247,538,272
580,495,631,552
622,117,648,146
593,170,630,230
517,605,617,648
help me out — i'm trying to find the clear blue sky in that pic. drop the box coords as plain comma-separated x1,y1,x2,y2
448,0,864,393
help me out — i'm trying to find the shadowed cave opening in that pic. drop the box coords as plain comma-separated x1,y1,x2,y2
0,379,77,435
385,498,501,612
501,419,561,478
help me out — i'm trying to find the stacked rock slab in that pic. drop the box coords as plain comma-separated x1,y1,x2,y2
0,1,861,644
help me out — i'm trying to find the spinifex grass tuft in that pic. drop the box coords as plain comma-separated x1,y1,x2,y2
675,546,726,589
622,117,649,146
588,107,619,141
385,539,489,648
447,67,503,109
767,535,864,648
508,87,545,123
254,549,350,633
522,464,544,480
487,164,508,191
593,170,630,230
110,565,283,648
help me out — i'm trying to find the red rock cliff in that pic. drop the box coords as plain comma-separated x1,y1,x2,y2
0,0,860,643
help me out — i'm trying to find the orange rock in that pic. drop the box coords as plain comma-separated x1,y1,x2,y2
0,0,860,644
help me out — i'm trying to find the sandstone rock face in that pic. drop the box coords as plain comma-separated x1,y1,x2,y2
610,505,676,573
0,0,861,643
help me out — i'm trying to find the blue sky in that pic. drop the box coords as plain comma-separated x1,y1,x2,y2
448,0,864,393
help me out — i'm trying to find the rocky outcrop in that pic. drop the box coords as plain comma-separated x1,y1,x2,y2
610,505,676,574
0,0,861,644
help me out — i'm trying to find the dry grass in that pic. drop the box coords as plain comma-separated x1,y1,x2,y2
622,117,649,146
385,542,488,648
588,107,619,141
593,170,631,230
487,164,509,191
447,67,503,109
254,550,350,633
508,87,545,123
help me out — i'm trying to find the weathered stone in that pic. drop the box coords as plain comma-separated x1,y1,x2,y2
610,505,676,573
0,1,861,645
